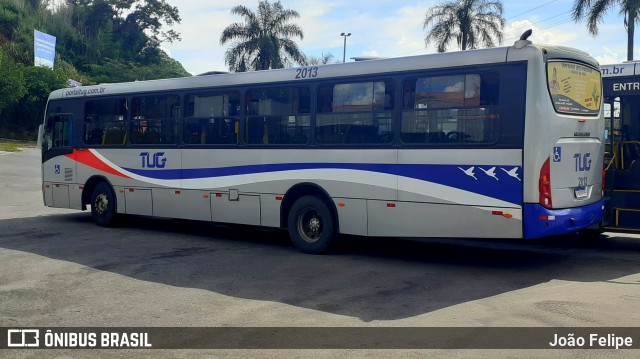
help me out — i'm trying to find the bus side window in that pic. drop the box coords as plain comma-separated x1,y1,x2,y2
84,98,128,145
45,114,72,149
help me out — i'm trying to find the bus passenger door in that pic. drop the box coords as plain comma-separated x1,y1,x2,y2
42,113,75,208
603,95,640,229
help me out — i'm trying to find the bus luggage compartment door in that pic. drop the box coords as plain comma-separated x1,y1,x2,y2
52,184,70,208
124,188,153,216
211,192,261,226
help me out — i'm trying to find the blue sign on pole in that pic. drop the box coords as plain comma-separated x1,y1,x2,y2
34,30,56,69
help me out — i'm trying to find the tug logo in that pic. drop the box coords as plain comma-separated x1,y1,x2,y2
139,152,167,168
574,152,592,172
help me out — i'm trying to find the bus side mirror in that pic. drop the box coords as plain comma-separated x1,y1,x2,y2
37,124,44,150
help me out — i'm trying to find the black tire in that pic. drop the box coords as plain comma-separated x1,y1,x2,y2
287,196,336,254
577,227,605,242
90,182,117,227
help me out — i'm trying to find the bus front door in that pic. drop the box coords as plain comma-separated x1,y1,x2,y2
603,96,640,230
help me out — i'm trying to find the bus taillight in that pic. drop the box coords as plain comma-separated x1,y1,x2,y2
539,157,552,209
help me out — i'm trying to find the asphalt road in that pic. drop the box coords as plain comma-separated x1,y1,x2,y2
1,148,639,358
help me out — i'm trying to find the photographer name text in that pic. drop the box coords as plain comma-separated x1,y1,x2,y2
549,333,633,349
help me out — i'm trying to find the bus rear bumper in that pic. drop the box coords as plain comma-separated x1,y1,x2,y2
523,200,604,239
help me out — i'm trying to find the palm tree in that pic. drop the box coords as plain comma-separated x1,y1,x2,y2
220,0,307,72
572,0,640,61
423,0,505,53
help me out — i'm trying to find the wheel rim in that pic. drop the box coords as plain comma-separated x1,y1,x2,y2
94,193,109,216
297,207,323,243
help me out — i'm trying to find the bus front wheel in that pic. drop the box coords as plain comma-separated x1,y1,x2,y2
90,182,117,227
287,196,336,254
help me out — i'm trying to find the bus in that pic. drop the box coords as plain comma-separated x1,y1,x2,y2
602,62,640,231
40,33,604,254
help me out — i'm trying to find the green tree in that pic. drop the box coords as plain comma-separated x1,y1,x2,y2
15,65,67,134
146,52,190,79
59,0,180,64
220,0,307,71
54,56,90,85
121,0,181,62
0,58,26,127
572,0,640,61
85,51,188,83
0,0,22,41
423,0,505,52
307,53,338,65
127,0,181,45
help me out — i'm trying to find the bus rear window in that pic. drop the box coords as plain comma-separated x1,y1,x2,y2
547,61,601,116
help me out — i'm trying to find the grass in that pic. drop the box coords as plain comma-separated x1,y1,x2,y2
0,139,36,152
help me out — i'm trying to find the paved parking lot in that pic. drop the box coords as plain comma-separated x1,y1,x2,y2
1,149,639,358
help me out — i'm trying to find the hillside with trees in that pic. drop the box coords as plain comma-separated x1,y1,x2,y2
0,0,189,139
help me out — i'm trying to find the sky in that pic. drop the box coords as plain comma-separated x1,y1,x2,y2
160,0,632,75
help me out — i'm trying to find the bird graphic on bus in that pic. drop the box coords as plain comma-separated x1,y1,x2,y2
501,167,521,181
458,166,478,180
460,165,521,182
479,167,499,180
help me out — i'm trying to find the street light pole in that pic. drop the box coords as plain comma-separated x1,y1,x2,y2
340,32,351,63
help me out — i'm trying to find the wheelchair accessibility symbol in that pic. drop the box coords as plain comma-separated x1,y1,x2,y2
553,147,562,162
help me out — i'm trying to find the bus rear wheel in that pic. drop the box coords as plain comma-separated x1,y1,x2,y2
287,196,336,254
91,182,117,227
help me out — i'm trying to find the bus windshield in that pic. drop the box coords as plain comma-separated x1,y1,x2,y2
547,61,601,116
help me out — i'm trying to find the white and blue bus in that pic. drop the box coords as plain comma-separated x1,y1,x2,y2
40,33,604,253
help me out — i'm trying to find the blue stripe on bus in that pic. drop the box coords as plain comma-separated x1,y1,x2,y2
122,163,524,205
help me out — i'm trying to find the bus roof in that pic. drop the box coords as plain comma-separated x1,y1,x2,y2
48,42,597,101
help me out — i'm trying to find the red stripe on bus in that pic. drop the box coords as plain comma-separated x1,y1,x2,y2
66,150,130,178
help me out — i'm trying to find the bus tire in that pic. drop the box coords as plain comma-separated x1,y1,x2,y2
90,182,117,227
578,227,605,242
287,196,336,254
